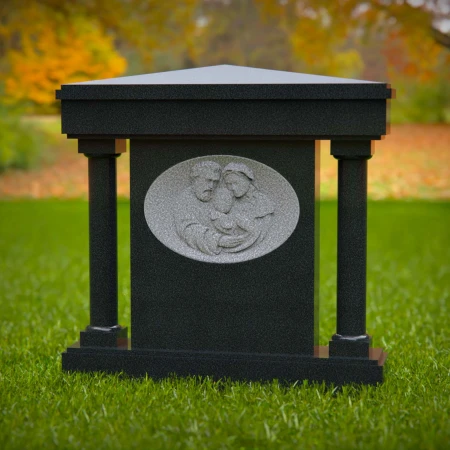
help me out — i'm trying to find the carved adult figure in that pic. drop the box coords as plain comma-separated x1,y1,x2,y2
174,161,247,255
221,162,275,253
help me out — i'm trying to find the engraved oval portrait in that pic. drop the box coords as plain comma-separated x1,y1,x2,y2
144,155,300,263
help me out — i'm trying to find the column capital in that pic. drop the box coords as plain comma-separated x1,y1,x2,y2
331,140,373,160
78,139,126,156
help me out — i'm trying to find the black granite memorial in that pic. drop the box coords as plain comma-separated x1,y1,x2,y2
57,65,393,385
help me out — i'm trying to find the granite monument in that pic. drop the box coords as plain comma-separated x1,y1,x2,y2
57,65,393,384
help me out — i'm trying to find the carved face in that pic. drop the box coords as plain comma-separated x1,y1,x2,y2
224,172,251,198
192,170,220,202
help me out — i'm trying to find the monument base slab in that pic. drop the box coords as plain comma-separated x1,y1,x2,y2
62,341,386,386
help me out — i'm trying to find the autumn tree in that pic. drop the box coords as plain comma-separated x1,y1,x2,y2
254,0,450,82
189,0,449,122
192,0,294,71
0,0,198,111
1,0,448,116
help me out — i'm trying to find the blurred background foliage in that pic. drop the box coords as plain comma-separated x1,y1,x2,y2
0,102,45,171
0,0,448,171
1,0,448,117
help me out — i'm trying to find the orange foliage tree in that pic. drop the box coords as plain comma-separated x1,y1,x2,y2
4,16,126,107
0,0,198,111
255,0,450,82
1,0,448,112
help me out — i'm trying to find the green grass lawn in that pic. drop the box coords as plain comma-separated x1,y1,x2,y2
0,200,449,449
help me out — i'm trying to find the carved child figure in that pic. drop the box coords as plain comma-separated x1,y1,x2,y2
210,187,256,239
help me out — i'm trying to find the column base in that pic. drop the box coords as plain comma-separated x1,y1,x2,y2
329,334,372,358
80,325,128,348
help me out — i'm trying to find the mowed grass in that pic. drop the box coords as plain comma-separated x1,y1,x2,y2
0,200,449,449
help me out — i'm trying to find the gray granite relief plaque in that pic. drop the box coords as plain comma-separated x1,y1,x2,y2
144,156,300,263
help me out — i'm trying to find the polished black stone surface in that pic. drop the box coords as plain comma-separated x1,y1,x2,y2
61,99,388,137
63,342,387,386
130,139,319,356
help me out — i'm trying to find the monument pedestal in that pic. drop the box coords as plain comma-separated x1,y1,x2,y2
63,341,387,385
57,65,394,385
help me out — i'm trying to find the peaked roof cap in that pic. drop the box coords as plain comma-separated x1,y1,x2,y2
57,64,393,100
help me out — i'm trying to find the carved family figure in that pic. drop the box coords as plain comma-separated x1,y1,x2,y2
174,160,275,256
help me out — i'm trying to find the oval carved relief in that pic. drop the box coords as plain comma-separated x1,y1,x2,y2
144,155,300,263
